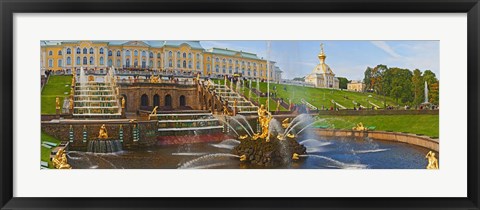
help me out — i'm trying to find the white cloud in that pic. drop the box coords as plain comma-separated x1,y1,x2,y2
370,41,402,58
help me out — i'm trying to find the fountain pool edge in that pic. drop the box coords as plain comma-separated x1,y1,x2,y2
313,129,439,152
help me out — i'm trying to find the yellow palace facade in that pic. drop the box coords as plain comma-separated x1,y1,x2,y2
40,40,282,81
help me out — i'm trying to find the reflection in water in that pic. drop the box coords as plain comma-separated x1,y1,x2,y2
68,137,431,169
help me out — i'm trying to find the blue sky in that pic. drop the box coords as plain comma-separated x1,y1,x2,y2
200,40,439,80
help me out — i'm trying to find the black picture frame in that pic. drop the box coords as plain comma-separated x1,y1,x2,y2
1,0,479,209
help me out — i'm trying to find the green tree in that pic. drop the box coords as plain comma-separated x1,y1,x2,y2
412,69,424,105
423,70,439,105
363,67,373,91
337,77,349,89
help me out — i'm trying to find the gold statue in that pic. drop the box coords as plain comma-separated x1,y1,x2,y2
98,124,108,139
282,118,290,129
239,154,247,162
52,148,72,169
352,122,368,131
88,75,95,82
239,134,248,140
256,104,272,141
426,151,439,169
292,153,300,160
150,75,159,83
232,99,238,116
277,134,286,141
121,97,125,108
151,106,158,115
69,97,74,110
276,100,281,112
55,96,60,110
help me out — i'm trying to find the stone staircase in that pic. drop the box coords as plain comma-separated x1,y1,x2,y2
209,80,258,114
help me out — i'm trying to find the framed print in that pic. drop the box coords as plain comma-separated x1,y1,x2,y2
1,0,479,209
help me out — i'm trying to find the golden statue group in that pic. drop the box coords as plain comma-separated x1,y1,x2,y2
52,148,71,169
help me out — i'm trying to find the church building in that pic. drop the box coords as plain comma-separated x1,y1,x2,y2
305,44,340,89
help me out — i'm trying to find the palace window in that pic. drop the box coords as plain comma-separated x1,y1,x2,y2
126,59,130,67
215,58,219,63
58,50,62,55
157,61,160,67
83,48,87,54
116,60,120,67
126,50,130,56
149,52,153,58
215,65,219,73
48,51,52,56
229,59,232,64
142,51,146,57
248,62,250,66
141,60,146,68
235,60,239,65
229,66,232,74
76,57,80,65
248,70,251,76
76,48,81,54
183,60,187,68
183,52,186,58
134,59,138,67
99,48,104,54
89,57,94,65
169,60,173,67
188,53,192,59
253,63,256,67
207,64,211,71
108,50,112,56
235,67,239,73
222,58,226,63
254,70,257,77
149,60,153,68
207,57,210,62
89,48,94,54
177,60,180,68
196,61,200,69
108,59,112,67
168,51,172,58
100,57,104,65
67,48,71,54
134,50,138,56
188,61,192,69
116,51,121,56
157,53,161,58
83,57,87,65
48,59,53,67
196,53,200,60
222,65,226,73
177,52,180,58
242,61,245,66
66,57,71,65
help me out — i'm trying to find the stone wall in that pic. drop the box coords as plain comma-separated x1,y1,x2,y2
313,129,439,152
41,120,159,150
119,83,200,112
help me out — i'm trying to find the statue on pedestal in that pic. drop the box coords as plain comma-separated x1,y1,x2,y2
52,148,71,169
426,151,439,169
253,104,272,141
121,97,125,109
98,124,108,139
55,96,60,110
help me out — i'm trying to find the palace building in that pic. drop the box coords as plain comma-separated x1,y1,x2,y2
40,40,282,81
305,44,340,89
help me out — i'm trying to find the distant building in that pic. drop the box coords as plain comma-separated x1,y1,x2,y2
40,40,277,81
305,44,339,89
347,80,365,92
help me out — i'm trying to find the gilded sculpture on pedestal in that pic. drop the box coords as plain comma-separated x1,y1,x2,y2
121,97,125,109
252,104,272,141
55,96,60,110
425,151,439,169
52,148,71,169
98,124,109,139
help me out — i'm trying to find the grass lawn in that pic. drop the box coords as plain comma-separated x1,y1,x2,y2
315,115,439,138
212,78,399,110
214,79,287,111
41,132,61,168
41,75,72,114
